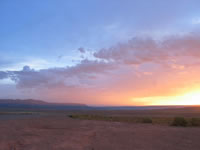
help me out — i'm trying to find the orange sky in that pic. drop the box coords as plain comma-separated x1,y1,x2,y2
1,34,200,106
1,1,200,106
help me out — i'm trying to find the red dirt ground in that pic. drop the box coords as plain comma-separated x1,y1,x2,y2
0,115,200,150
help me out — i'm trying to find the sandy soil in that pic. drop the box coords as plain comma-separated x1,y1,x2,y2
0,115,200,150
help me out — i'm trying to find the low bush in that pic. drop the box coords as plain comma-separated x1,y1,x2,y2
68,115,78,119
171,117,188,127
190,118,200,126
142,117,153,123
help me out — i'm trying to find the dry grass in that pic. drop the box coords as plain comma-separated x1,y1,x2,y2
69,114,200,127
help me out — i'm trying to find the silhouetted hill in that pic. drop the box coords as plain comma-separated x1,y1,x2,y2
0,99,88,110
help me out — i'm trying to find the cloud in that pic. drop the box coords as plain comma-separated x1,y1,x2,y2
94,32,200,65
78,47,86,53
1,32,200,105
0,71,8,80
94,37,168,64
5,59,116,89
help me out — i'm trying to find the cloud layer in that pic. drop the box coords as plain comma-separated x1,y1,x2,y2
1,32,200,105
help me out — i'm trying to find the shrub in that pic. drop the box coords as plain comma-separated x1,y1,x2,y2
142,117,153,123
68,115,78,119
190,118,200,126
171,117,188,127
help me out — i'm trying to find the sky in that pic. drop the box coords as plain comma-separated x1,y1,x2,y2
1,0,200,105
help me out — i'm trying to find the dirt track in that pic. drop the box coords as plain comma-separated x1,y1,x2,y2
0,115,200,150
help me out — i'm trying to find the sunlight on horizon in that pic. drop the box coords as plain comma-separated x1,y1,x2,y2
132,89,200,106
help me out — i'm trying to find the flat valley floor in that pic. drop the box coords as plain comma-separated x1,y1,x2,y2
0,108,200,150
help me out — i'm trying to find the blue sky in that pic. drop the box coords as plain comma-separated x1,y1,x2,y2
1,0,200,105
1,0,200,70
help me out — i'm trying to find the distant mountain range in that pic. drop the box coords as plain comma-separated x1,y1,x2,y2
0,99,190,110
0,99,88,110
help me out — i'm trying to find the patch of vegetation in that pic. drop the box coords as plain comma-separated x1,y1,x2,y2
0,112,37,115
171,117,188,127
68,114,154,124
190,118,200,126
0,111,42,116
69,114,200,127
142,117,152,123
68,115,75,118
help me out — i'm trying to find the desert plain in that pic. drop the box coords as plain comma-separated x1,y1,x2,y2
0,107,200,150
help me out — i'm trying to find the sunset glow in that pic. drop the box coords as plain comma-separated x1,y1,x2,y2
133,90,200,106
1,1,200,106
180,91,200,105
